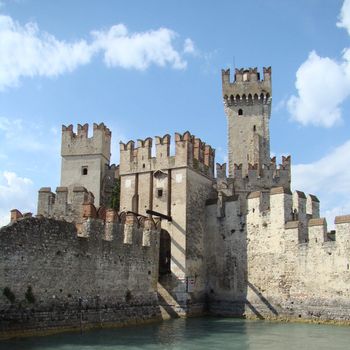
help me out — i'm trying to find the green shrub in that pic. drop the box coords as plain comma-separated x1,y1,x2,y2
110,178,121,211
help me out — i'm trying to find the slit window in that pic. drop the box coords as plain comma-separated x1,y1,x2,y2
157,189,163,197
238,109,243,116
82,166,88,175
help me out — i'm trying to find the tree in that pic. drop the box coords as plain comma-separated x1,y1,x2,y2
110,178,121,211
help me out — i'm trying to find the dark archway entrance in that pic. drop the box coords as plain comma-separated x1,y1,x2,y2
159,229,171,277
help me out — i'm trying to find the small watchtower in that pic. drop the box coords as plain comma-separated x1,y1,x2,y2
222,67,272,177
60,123,111,206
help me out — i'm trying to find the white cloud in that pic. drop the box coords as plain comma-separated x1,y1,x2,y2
0,116,59,152
0,171,36,227
0,15,192,89
183,38,195,54
287,51,350,127
337,0,350,35
0,15,93,90
288,0,350,128
92,24,187,70
273,97,287,113
293,139,350,228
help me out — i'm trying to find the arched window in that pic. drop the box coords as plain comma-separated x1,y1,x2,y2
238,109,243,116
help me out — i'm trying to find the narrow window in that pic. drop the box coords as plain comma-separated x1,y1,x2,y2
142,163,145,169
82,166,88,175
157,189,163,197
238,109,243,116
253,125,256,132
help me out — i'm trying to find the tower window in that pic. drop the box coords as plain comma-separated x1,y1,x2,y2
81,166,88,175
157,189,163,197
253,125,256,132
238,109,243,116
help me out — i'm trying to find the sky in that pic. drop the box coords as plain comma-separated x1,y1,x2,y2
0,0,350,228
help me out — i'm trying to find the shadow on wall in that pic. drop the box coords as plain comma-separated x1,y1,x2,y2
157,228,191,318
246,281,278,320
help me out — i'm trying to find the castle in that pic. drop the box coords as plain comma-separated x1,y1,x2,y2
1,67,350,338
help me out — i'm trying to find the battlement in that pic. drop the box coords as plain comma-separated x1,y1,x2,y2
61,123,111,160
216,156,291,191
247,187,318,215
119,131,215,178
37,185,95,222
11,193,159,247
246,187,350,246
62,123,111,138
283,215,350,246
222,67,272,103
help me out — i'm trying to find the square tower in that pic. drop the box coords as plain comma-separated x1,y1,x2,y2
222,67,272,177
119,132,215,315
60,123,111,206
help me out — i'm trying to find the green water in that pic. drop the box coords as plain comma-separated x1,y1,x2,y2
1,318,350,350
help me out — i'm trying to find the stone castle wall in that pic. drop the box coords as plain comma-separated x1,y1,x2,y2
205,186,350,322
0,213,161,339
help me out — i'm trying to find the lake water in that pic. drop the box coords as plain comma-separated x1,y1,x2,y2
1,318,350,350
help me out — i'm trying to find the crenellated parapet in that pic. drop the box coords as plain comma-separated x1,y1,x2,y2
61,123,111,161
37,185,94,223
119,132,215,178
246,186,350,249
216,163,227,180
230,155,291,191
222,67,272,106
9,200,159,249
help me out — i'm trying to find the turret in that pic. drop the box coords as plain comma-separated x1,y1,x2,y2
60,123,112,206
222,67,272,179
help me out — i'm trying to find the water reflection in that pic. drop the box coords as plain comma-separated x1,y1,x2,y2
1,318,350,350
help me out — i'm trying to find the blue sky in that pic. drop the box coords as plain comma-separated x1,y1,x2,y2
1,0,350,227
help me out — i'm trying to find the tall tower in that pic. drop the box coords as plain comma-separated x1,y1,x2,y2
60,123,111,206
222,67,272,177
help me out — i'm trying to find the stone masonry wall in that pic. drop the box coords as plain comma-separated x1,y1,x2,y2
0,216,161,339
184,168,215,314
206,187,350,323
